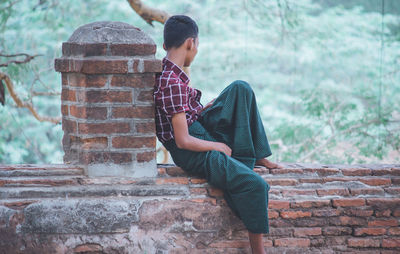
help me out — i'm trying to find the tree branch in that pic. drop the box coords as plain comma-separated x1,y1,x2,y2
0,72,61,124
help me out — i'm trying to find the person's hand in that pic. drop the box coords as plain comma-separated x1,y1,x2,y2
214,142,232,157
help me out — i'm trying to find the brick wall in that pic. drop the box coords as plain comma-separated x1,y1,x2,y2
0,163,399,253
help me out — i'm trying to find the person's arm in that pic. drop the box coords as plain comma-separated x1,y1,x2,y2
171,112,231,156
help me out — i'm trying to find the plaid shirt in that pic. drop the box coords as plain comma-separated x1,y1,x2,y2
154,57,203,144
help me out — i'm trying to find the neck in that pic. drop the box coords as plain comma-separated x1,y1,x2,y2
166,50,186,69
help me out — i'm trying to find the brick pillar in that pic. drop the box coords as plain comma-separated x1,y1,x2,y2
54,21,161,177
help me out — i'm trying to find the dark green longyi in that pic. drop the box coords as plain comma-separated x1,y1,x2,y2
163,80,272,234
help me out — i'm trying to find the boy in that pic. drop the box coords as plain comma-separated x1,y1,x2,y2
153,14,282,254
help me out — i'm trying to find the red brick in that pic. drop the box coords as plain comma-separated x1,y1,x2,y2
268,210,279,219
155,177,189,185
293,217,327,227
274,238,310,247
83,59,130,74
332,198,365,207
372,168,393,176
143,59,163,72
366,198,400,208
190,178,207,184
73,243,103,253
368,219,398,227
281,189,316,197
265,178,298,186
61,105,69,115
61,88,76,101
375,209,392,217
74,136,108,150
207,187,223,197
312,209,341,217
269,200,290,209
136,151,155,162
354,227,386,236
293,227,321,236
78,122,130,134
388,227,400,235
392,168,400,175
269,227,292,236
62,118,77,133
349,187,384,196
69,105,107,120
112,106,154,118
302,167,337,174
322,226,352,236
359,177,391,186
391,178,400,185
299,178,323,183
280,210,311,219
384,187,400,194
335,216,366,226
316,188,349,196
136,89,153,102
382,238,400,248
341,168,372,176
347,238,380,247
109,43,156,56
68,73,108,87
290,200,331,208
111,73,155,88
62,42,107,57
189,187,207,195
3,200,38,210
323,177,354,183
77,90,132,103
269,168,303,174
135,121,155,133
345,208,374,217
165,166,186,176
112,136,155,149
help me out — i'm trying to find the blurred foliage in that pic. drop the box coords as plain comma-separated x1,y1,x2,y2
0,0,399,164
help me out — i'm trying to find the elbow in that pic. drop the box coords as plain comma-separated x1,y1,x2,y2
175,137,189,149
176,139,186,149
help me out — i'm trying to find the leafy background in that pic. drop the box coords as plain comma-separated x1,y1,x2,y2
0,0,399,164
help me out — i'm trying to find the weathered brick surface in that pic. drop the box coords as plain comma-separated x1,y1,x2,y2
55,21,159,173
1,162,399,253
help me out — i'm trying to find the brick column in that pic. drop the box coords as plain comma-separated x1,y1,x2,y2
54,21,161,177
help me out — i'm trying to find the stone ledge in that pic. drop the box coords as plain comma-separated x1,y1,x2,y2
0,163,399,253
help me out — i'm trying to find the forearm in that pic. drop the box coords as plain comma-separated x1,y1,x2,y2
177,134,218,152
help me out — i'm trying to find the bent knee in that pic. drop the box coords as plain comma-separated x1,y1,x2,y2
229,80,253,93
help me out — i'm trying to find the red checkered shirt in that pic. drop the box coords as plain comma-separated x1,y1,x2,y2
154,57,204,144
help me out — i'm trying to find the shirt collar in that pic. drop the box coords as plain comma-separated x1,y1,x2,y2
162,57,190,85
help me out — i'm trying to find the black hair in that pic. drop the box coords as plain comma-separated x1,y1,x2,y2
163,15,198,50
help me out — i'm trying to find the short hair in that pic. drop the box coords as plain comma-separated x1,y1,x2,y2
163,15,198,50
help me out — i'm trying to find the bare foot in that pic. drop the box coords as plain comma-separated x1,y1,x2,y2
255,158,283,169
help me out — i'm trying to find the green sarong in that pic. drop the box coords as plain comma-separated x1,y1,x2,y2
163,80,272,234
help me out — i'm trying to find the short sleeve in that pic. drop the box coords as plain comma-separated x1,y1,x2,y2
161,81,190,116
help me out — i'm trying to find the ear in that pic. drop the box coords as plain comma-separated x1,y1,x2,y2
186,38,194,50
163,43,167,51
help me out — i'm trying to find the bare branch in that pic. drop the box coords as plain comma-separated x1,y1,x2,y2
0,52,43,67
0,72,61,124
126,0,170,27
